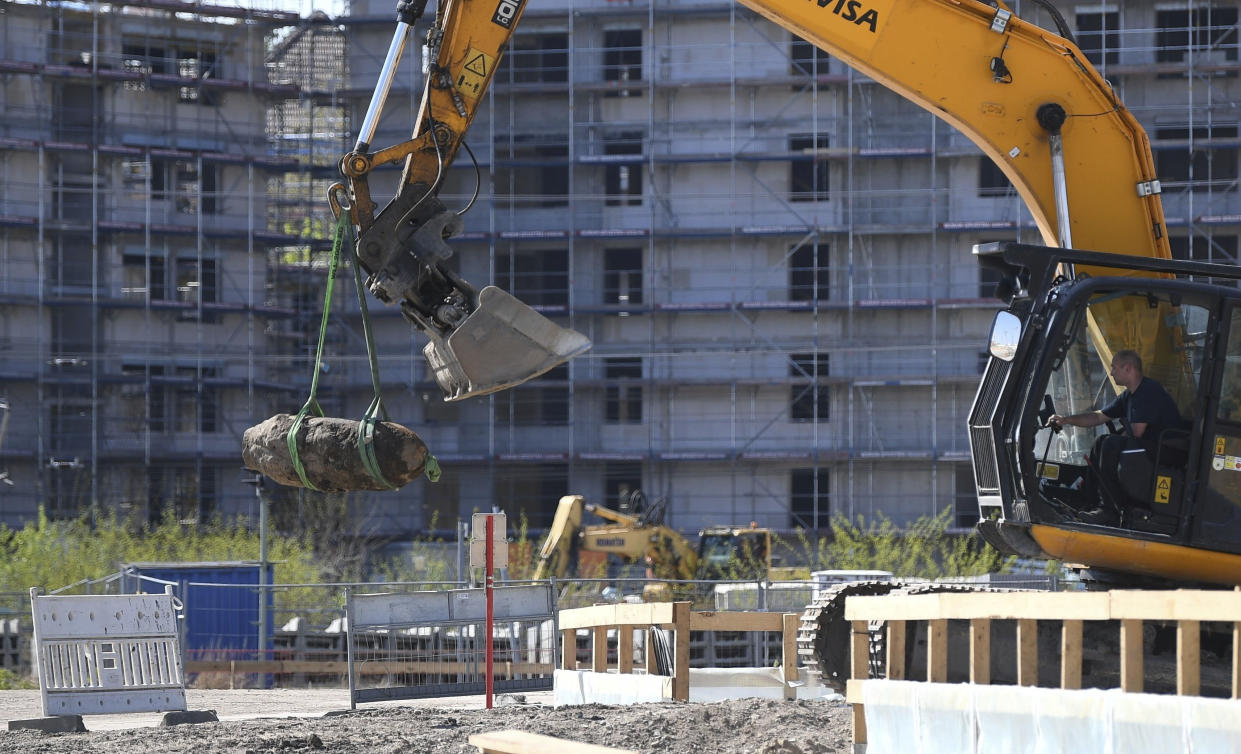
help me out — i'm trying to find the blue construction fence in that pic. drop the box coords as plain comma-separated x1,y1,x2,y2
121,561,276,665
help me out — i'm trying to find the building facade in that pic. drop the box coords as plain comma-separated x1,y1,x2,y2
0,0,301,526
1,0,1238,546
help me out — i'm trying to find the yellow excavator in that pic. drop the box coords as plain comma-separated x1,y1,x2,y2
332,0,1241,688
532,493,771,599
332,0,1238,584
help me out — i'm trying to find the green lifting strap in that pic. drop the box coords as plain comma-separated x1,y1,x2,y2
350,234,397,491
284,209,349,492
287,204,441,491
347,233,441,485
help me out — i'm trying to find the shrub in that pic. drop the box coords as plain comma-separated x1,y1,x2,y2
0,509,321,596
0,668,36,690
781,507,1013,579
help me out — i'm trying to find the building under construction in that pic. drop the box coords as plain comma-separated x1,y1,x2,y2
0,0,1238,543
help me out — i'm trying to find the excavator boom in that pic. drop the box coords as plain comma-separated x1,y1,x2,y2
338,0,1171,404
736,0,1168,268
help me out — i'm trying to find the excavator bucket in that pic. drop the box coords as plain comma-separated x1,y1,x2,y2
423,285,591,401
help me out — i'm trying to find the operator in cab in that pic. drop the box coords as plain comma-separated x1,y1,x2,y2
1047,350,1182,525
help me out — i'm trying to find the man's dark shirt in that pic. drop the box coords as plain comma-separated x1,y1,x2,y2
1101,376,1182,456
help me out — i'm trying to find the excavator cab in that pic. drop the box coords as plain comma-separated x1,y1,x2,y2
696,526,771,582
971,242,1241,585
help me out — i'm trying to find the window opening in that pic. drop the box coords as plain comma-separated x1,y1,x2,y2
604,248,643,305
790,352,830,421
790,134,830,202
605,357,642,424
791,467,830,530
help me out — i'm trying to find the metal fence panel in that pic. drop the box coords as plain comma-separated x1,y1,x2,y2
346,584,557,706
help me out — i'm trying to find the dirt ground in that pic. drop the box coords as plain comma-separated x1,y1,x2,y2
0,690,853,753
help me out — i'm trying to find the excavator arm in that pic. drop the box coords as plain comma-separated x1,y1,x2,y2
340,0,1170,402
737,0,1169,269
337,0,588,402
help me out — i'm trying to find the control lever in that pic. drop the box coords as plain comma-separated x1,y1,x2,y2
1039,394,1060,431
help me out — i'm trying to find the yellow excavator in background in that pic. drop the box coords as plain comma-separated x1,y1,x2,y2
532,493,772,599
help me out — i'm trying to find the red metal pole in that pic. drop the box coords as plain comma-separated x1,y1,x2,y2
485,514,494,709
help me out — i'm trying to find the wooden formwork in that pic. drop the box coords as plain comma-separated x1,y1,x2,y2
844,589,1241,747
557,601,800,702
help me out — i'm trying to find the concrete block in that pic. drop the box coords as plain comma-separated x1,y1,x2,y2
7,715,86,733
160,709,219,727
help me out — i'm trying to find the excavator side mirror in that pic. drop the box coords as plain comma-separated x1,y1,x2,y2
988,310,1022,362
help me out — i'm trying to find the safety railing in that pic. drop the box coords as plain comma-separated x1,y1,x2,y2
558,601,801,702
844,589,1241,749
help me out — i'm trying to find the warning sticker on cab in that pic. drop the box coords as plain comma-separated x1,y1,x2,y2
456,48,495,100
1212,454,1241,472
1216,435,1227,455
1154,475,1172,504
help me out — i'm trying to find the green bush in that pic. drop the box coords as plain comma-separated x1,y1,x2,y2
0,668,36,690
782,507,1014,578
0,509,321,596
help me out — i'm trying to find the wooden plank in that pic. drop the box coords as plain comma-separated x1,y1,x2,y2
558,602,675,630
1234,622,1240,700
1120,619,1144,693
690,611,785,632
1017,619,1037,687
189,660,285,674
672,602,690,702
618,626,633,674
468,730,638,754
782,613,799,700
644,628,657,674
852,699,868,747
846,591,1109,622
850,616,870,745
1178,619,1200,697
561,630,575,671
928,619,948,683
969,618,989,686
845,678,866,705
850,620,869,682
1061,619,1082,690
886,620,906,681
592,627,608,673
1110,590,1241,622
850,588,1241,622
187,660,554,676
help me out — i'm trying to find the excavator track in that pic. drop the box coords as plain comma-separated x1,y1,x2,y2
796,581,1010,691
796,580,902,691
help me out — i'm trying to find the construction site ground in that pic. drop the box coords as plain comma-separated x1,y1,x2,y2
0,689,853,753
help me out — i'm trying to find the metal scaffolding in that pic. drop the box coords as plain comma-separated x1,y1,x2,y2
0,0,1238,543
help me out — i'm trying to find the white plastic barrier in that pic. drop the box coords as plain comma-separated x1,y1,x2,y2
30,585,187,716
862,680,1241,754
553,668,671,706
